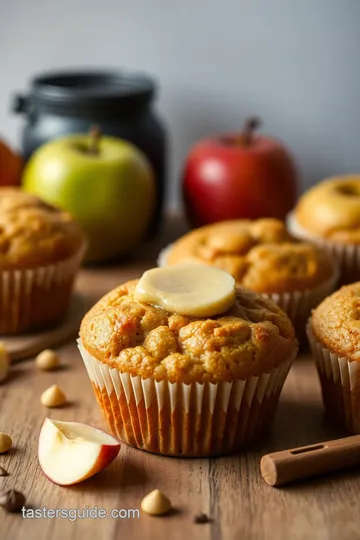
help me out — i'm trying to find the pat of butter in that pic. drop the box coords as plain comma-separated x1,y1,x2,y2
134,264,236,317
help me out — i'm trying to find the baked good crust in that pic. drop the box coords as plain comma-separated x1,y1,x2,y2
80,279,297,383
166,219,334,293
0,188,84,269
295,176,360,244
311,282,360,361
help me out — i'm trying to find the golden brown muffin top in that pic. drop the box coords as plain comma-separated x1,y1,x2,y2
165,219,335,293
295,176,360,244
311,282,360,361
0,188,85,269
80,280,297,383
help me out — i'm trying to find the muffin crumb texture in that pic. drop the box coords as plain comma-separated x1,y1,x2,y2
0,188,84,269
312,282,360,361
166,219,334,293
80,280,296,383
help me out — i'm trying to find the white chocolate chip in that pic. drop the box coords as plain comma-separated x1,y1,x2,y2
35,350,60,371
134,264,236,317
0,343,10,383
41,385,66,408
0,432,12,454
141,489,172,515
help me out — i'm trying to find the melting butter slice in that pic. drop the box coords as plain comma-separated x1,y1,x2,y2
134,264,236,317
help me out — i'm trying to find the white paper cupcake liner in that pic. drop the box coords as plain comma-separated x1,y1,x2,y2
158,242,338,339
0,245,85,335
307,322,360,433
78,339,297,456
263,269,338,338
287,212,360,284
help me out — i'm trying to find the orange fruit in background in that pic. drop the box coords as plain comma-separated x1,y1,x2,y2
0,138,23,186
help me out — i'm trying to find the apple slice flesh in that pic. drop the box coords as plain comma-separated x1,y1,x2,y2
38,418,120,486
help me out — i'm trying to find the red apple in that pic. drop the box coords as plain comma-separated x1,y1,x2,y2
0,138,22,187
38,418,121,486
182,118,298,227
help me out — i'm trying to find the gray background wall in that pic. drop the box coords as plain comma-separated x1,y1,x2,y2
1,0,360,205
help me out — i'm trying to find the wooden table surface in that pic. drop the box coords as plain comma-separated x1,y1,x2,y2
1,216,359,540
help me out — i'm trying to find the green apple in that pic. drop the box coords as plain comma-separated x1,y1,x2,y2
23,129,156,262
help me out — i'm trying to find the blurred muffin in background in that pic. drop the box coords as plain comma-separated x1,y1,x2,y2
288,175,360,284
158,218,338,338
0,188,85,334
308,282,360,433
78,270,298,456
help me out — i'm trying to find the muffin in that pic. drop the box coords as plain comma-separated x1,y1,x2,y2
308,283,360,433
78,264,298,456
159,219,337,336
0,188,85,334
288,175,360,283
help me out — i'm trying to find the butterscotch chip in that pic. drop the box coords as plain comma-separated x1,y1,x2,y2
35,349,59,371
41,385,66,407
0,432,12,453
141,489,171,515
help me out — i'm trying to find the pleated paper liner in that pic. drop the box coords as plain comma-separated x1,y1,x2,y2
78,339,297,457
158,243,338,341
263,269,338,341
287,212,360,285
307,322,360,434
0,244,85,335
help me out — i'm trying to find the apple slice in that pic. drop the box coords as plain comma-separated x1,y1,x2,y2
38,418,121,486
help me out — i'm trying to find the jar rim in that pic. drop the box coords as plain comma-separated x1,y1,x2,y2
29,69,156,113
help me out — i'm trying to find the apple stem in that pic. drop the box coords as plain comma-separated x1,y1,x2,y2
240,117,261,146
88,125,101,155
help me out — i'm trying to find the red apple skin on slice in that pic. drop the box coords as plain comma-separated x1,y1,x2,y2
38,418,121,486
